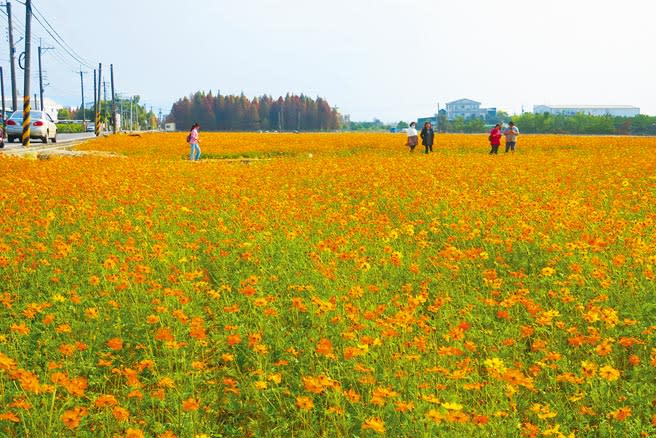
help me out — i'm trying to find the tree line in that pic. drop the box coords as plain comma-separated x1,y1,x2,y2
504,113,656,136
168,92,340,132
431,112,656,136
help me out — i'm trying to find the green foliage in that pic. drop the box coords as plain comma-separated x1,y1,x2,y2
57,108,72,120
346,118,393,131
511,113,656,135
57,96,158,131
56,123,84,133
464,118,486,133
450,116,465,132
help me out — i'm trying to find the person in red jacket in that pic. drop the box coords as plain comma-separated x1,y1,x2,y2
488,123,502,154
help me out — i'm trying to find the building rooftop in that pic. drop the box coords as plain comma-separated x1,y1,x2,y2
447,99,481,105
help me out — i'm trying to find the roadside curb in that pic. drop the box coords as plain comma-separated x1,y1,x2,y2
0,137,95,156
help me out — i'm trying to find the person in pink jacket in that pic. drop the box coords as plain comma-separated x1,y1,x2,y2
188,123,201,161
488,123,502,155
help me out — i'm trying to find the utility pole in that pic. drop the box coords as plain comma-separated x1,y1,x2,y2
129,96,133,131
6,1,18,111
95,63,101,136
37,41,53,111
110,64,116,133
1,67,5,131
93,69,97,132
102,80,107,102
79,70,85,122
21,0,32,147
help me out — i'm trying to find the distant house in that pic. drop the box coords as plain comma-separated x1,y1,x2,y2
446,99,496,121
533,105,640,117
416,116,437,128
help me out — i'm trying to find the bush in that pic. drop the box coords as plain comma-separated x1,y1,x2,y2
56,123,84,134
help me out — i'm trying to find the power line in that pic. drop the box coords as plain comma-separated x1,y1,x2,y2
31,16,91,69
30,1,92,69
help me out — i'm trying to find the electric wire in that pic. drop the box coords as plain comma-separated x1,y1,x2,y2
31,1,93,69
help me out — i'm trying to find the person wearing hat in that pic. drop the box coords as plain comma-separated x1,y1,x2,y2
503,121,520,153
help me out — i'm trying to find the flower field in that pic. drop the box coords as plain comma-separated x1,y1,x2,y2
1,132,655,437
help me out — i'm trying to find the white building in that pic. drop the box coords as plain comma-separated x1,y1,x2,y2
446,99,496,121
533,105,640,117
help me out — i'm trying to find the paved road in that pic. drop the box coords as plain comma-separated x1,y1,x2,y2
1,132,96,151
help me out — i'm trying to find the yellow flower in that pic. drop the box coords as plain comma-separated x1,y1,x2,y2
442,402,463,411
484,357,506,373
598,365,620,381
362,417,385,434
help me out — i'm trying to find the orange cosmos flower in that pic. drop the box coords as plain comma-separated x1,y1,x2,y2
61,407,87,430
472,414,489,425
227,334,242,346
125,429,145,438
10,323,29,335
59,343,76,357
0,411,20,423
127,389,144,399
112,406,130,421
106,337,123,350
182,397,200,412
607,407,631,421
361,417,385,433
394,400,415,413
94,394,118,408
155,327,175,342
295,396,314,410
146,314,160,324
315,338,334,357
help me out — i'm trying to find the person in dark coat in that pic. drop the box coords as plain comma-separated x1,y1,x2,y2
420,122,435,154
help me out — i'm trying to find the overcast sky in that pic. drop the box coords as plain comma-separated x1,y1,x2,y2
3,0,655,121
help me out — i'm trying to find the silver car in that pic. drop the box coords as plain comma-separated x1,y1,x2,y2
6,110,58,143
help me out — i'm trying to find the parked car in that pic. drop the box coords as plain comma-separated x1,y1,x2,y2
5,111,57,143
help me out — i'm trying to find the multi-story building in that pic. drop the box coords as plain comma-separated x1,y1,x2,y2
446,99,496,121
533,105,640,117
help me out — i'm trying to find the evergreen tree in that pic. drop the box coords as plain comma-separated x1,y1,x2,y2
169,91,340,131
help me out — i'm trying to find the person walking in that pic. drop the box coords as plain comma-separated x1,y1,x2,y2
188,123,201,161
420,121,435,154
406,122,418,152
503,121,519,153
488,123,502,154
